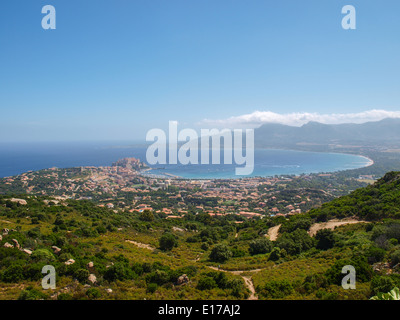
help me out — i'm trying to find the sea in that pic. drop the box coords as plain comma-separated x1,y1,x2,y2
0,141,372,179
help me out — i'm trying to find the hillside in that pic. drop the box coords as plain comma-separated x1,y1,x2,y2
308,171,400,221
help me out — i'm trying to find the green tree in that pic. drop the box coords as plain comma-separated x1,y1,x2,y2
209,244,232,263
139,210,154,222
248,238,273,255
159,233,178,251
315,229,335,250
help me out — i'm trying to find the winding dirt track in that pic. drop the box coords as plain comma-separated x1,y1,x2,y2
125,240,155,251
307,219,368,236
265,219,368,241
266,225,281,241
208,266,260,300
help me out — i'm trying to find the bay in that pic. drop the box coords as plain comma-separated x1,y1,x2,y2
0,141,372,179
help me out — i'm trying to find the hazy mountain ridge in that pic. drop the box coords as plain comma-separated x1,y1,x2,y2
255,118,400,148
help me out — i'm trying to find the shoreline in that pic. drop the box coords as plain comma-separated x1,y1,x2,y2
141,152,375,181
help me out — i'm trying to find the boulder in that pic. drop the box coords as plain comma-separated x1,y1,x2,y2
65,259,75,265
105,288,113,293
22,248,33,255
12,239,20,249
88,274,97,284
51,246,61,254
87,261,94,268
177,274,189,285
3,242,13,248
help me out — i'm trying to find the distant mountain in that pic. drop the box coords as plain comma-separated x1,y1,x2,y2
254,118,400,149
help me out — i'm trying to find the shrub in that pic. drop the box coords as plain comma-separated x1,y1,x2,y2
248,238,273,255
1,264,24,283
371,276,396,296
31,249,55,263
86,288,101,299
324,257,373,285
315,229,335,250
367,246,386,264
147,283,158,293
209,244,232,263
139,210,154,222
260,280,293,299
197,277,217,290
146,270,170,286
18,286,48,300
104,262,137,281
390,249,400,266
74,268,90,283
276,229,316,255
268,247,286,261
159,233,178,251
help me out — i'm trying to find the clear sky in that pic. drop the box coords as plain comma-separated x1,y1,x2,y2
1,0,399,142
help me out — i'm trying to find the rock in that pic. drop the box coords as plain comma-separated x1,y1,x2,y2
65,259,75,265
3,242,13,248
22,248,32,255
88,274,97,284
87,261,94,268
12,239,20,249
52,246,61,254
0,235,2,241
177,274,189,285
105,288,113,293
2,228,9,235
10,198,27,205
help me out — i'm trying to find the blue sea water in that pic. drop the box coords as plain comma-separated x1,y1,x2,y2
0,141,372,179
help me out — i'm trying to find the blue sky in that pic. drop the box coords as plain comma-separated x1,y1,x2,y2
0,0,399,141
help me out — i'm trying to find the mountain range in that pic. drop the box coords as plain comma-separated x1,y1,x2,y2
254,118,400,149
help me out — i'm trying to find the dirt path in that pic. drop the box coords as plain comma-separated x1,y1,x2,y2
308,219,368,236
266,224,281,241
125,240,155,251
207,266,261,300
242,276,258,300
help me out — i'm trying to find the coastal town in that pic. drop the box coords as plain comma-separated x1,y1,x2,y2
0,157,369,220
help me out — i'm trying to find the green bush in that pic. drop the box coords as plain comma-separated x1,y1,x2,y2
74,268,90,283
248,238,273,255
159,233,178,251
259,280,293,299
86,288,101,299
315,229,335,250
18,286,48,300
390,249,400,266
147,283,158,293
371,276,396,296
31,249,55,263
276,229,315,255
209,244,233,263
197,277,217,290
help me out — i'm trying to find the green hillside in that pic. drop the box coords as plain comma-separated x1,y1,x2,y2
1,172,400,300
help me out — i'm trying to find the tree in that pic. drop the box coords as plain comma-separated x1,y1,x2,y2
197,277,217,290
209,244,232,263
139,210,154,222
74,268,90,283
276,229,316,255
31,249,55,263
248,238,273,255
315,229,335,250
371,276,396,296
159,233,178,251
